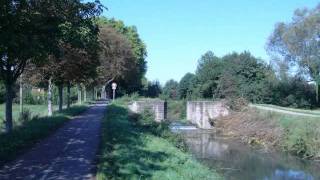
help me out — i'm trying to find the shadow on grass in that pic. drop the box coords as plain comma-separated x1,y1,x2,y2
0,105,88,166
97,105,170,179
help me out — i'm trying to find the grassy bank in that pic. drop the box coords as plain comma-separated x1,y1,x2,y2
217,106,320,160
0,104,61,130
97,102,222,180
0,105,88,165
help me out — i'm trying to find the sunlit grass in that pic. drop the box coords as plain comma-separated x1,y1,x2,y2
0,104,59,131
97,103,222,180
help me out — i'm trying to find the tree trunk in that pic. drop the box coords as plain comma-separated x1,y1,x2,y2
94,89,98,100
84,86,87,102
101,85,106,99
77,84,82,104
316,82,319,105
67,83,71,109
5,82,13,133
58,84,63,112
19,76,23,113
48,78,53,116
91,87,96,101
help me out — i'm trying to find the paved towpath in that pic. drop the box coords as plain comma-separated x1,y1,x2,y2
250,104,320,118
0,101,107,180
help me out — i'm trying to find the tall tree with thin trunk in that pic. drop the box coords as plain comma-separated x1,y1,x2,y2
267,4,320,105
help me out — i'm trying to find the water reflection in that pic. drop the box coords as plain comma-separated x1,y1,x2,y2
179,130,320,180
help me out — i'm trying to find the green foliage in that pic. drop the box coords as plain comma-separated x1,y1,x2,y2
280,117,320,159
18,109,32,125
113,93,140,106
217,52,272,103
0,105,88,165
0,0,103,132
178,50,316,108
270,76,316,108
97,17,148,93
97,104,221,180
161,79,180,100
167,100,187,120
141,80,162,98
267,5,320,103
196,51,224,98
178,73,197,99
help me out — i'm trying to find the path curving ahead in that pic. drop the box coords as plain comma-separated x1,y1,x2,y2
0,102,107,180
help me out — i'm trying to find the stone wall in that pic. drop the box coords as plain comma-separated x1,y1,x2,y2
187,100,229,129
128,100,167,122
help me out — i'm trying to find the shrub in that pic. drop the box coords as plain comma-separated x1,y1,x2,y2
227,97,248,111
136,109,188,152
282,119,320,159
18,109,32,125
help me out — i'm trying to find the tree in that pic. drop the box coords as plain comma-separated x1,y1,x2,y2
97,17,148,93
162,79,180,100
0,0,103,132
195,51,224,98
217,52,272,103
97,25,138,98
179,73,196,99
0,1,62,132
144,81,162,98
267,4,320,104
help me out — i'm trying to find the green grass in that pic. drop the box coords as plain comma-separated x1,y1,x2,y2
0,104,58,130
253,108,320,159
97,103,222,180
0,105,88,165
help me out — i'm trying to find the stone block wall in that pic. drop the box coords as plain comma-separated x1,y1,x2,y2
128,100,167,122
187,101,229,129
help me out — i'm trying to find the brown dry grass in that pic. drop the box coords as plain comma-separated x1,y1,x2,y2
216,107,283,150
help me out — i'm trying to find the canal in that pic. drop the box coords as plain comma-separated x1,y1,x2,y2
171,124,320,180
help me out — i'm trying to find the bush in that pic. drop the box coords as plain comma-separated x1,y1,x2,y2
227,97,248,111
167,100,186,120
282,119,320,159
135,109,188,152
18,109,32,125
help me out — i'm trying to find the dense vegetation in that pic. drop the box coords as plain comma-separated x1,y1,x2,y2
161,51,317,109
97,101,221,179
0,1,149,133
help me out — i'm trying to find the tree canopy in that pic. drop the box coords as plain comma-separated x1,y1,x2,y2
267,5,320,103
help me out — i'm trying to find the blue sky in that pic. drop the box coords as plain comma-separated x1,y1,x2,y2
100,0,319,84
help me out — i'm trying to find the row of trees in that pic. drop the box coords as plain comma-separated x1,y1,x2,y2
161,4,320,109
1,1,147,133
162,50,316,108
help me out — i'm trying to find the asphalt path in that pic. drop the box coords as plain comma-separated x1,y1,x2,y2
0,102,106,180
250,104,320,118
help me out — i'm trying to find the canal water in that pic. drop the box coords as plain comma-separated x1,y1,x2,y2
171,124,320,180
